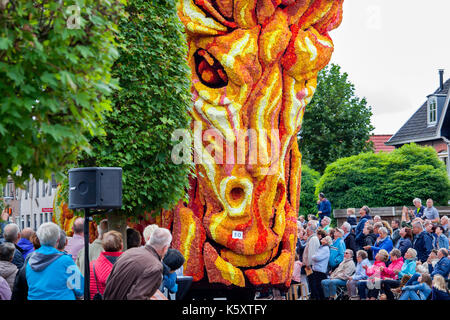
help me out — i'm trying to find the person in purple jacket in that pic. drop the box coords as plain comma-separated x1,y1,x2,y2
0,275,11,300
17,228,35,260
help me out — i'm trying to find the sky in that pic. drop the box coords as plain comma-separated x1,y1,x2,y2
329,0,450,135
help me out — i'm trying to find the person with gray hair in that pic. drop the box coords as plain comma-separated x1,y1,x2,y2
76,219,108,276
341,222,357,262
0,242,18,291
103,227,172,300
320,216,331,233
440,216,449,237
310,235,332,300
412,220,433,263
321,249,355,300
57,230,68,252
2,224,24,269
143,224,159,243
412,198,425,219
363,226,393,260
347,250,371,300
25,222,84,300
302,223,321,296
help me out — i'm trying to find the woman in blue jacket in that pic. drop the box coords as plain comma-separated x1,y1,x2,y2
399,273,432,300
364,227,393,258
329,228,346,270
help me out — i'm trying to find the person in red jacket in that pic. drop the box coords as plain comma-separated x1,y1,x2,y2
89,231,123,299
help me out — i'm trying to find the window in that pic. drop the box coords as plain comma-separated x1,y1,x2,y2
21,219,25,230
34,213,37,230
43,182,46,198
40,213,43,226
45,213,48,223
6,181,13,198
35,180,39,198
428,96,437,125
26,215,30,228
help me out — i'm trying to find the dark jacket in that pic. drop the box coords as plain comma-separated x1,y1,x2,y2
396,237,413,257
413,231,433,263
363,233,378,260
413,205,426,219
103,245,163,300
355,215,372,247
431,288,450,300
317,199,332,219
391,228,401,247
347,216,357,226
11,254,32,301
3,243,25,270
344,232,357,262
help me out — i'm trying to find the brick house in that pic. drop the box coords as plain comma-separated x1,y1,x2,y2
369,135,395,153
385,70,450,176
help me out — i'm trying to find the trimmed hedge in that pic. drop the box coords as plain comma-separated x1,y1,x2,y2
315,143,450,209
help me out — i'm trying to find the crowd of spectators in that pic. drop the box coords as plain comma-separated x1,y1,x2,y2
0,211,185,300
292,197,450,300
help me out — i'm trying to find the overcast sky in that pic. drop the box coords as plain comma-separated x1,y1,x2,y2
329,0,450,135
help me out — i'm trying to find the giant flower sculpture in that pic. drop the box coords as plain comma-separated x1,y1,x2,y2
171,0,344,288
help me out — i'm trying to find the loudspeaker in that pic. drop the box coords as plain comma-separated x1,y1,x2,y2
68,167,122,210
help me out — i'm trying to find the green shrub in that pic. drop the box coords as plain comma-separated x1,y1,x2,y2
316,143,450,209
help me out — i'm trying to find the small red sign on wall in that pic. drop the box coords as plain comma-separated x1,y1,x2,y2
42,208,53,213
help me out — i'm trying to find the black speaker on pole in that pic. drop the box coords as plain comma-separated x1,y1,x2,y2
68,167,122,301
68,167,122,210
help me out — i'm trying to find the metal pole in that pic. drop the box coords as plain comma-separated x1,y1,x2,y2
84,208,90,301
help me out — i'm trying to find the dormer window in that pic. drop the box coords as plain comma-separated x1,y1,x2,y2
428,96,437,126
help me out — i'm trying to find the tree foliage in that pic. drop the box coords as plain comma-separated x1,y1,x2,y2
299,64,374,173
298,164,320,218
73,0,193,220
0,0,125,186
316,143,450,209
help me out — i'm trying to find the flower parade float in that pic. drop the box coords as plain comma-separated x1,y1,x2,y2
53,0,344,298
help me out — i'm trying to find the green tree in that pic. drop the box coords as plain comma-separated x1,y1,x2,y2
0,0,125,186
316,143,450,209
298,164,320,218
70,0,192,224
299,64,374,173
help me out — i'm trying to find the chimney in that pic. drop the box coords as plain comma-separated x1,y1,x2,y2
439,69,444,91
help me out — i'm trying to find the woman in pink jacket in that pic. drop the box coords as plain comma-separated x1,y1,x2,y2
361,249,390,299
382,249,404,280
89,231,123,299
